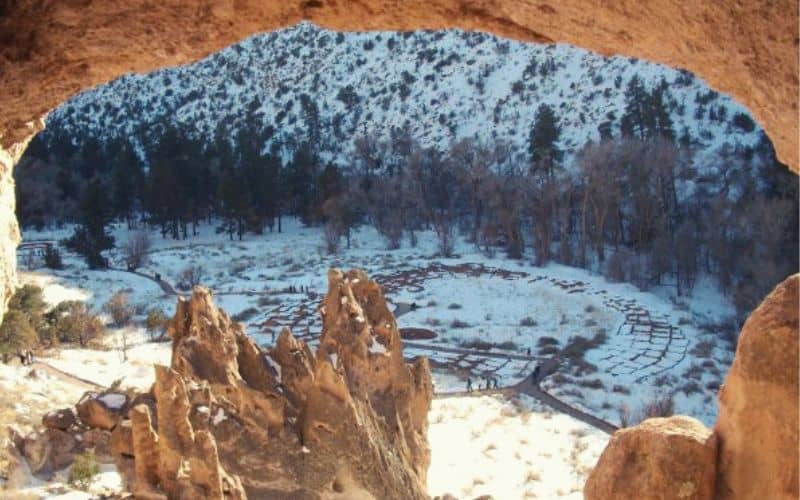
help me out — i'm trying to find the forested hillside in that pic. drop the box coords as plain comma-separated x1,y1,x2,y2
15,22,797,319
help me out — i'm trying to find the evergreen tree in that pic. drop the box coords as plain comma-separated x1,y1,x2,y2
108,139,143,227
620,75,650,139
528,104,562,181
64,178,115,268
649,78,675,141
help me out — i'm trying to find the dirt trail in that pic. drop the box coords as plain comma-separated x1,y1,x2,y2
434,372,619,435
29,361,105,390
109,267,178,295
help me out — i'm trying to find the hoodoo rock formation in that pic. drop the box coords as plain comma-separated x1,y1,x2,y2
586,274,799,500
0,1,797,323
112,269,431,499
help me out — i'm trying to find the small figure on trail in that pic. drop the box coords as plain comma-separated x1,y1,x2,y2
466,377,473,393
271,330,276,344
531,364,541,386
526,347,531,356
155,273,162,282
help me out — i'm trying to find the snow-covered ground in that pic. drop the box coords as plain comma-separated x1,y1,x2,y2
8,218,740,498
20,219,735,426
428,394,607,499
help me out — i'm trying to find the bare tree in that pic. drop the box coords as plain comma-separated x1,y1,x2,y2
178,264,205,291
578,140,623,265
103,291,133,327
124,230,152,271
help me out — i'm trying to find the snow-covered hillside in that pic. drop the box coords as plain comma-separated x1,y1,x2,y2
45,22,764,173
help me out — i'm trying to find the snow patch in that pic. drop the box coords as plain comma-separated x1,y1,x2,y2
98,393,127,409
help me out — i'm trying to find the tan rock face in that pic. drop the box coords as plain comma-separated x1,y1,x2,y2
584,415,717,500
0,0,796,324
121,269,431,499
714,274,799,500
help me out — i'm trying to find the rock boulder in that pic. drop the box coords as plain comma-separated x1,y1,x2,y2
715,274,799,500
584,415,717,500
13,427,78,477
42,408,77,431
75,391,130,431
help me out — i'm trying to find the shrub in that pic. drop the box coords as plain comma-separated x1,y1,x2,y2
233,307,258,322
450,319,471,329
68,450,99,490
103,292,133,327
611,384,631,395
578,378,605,390
123,230,151,270
458,339,492,350
519,316,537,327
605,251,626,282
537,336,559,347
0,310,39,353
145,308,168,340
634,392,675,423
257,296,281,307
44,301,106,347
323,222,340,254
495,341,518,351
44,246,64,270
177,265,205,291
8,284,47,321
0,285,47,352
447,303,462,310
679,380,702,396
690,340,714,358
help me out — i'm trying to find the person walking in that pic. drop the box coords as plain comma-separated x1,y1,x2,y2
531,364,541,386
466,377,473,393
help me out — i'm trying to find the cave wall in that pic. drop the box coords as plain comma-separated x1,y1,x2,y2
0,0,796,321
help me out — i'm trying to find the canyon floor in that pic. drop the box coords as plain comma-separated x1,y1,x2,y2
2,219,737,498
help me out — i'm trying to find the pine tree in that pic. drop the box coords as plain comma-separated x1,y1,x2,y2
649,78,675,141
620,75,650,139
109,139,143,227
528,104,562,181
64,178,115,268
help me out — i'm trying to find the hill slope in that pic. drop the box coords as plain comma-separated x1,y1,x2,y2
43,22,765,178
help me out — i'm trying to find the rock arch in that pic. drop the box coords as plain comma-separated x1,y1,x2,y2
0,0,797,319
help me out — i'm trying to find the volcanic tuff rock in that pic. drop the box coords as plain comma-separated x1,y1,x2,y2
10,426,78,478
583,415,717,500
41,407,77,431
714,274,799,500
116,269,431,499
586,274,799,500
